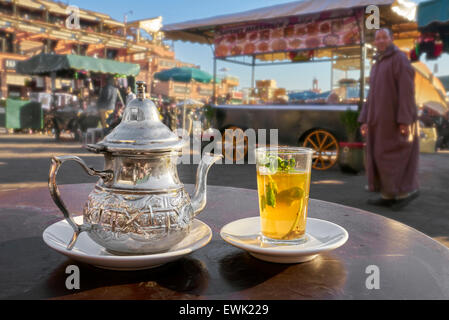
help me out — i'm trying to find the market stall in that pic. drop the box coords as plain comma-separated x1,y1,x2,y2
415,0,449,150
162,0,418,168
163,0,417,105
154,67,212,131
408,0,449,62
16,53,140,140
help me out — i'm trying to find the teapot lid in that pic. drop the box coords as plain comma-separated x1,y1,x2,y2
88,81,186,154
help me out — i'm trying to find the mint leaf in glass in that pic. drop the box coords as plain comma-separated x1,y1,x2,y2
260,155,299,209
263,156,296,173
266,182,277,208
265,175,278,208
276,187,304,206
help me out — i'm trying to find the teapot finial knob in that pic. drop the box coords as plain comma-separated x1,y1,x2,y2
136,81,146,100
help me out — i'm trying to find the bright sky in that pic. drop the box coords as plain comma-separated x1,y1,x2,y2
68,0,449,92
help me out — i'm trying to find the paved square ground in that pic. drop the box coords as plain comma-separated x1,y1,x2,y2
1,133,448,247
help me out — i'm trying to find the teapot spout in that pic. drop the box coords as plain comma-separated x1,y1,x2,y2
191,153,223,216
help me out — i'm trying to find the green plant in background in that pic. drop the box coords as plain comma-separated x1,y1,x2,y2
340,109,360,142
204,104,215,121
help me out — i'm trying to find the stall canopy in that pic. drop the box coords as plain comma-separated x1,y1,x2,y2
163,0,418,64
413,61,449,112
163,0,417,103
417,0,449,31
163,0,417,45
16,53,141,78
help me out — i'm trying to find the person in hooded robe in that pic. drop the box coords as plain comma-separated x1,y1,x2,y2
359,28,420,211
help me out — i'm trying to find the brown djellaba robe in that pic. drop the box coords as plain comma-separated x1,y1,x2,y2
358,44,420,196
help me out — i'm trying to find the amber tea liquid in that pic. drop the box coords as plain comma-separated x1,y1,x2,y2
257,170,311,241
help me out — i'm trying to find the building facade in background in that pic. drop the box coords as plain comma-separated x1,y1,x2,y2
0,0,238,102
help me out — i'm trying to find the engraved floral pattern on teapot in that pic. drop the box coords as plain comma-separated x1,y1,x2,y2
48,82,222,254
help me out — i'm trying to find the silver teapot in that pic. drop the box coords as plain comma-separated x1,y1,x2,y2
48,82,222,255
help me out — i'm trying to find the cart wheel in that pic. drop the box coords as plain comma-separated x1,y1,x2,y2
303,130,339,170
222,126,248,163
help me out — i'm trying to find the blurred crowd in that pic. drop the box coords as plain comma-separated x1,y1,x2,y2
30,75,210,140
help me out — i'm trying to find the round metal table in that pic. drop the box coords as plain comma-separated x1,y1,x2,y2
1,184,449,300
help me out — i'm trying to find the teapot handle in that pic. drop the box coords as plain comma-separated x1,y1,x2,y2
48,156,113,250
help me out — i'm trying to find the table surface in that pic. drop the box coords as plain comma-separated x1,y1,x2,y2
1,183,449,300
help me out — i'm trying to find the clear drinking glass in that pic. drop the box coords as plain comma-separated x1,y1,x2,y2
256,147,314,245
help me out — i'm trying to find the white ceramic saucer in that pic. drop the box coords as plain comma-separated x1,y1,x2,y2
220,217,348,264
43,216,212,271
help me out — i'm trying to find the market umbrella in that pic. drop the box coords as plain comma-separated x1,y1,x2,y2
154,67,213,83
154,67,212,131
